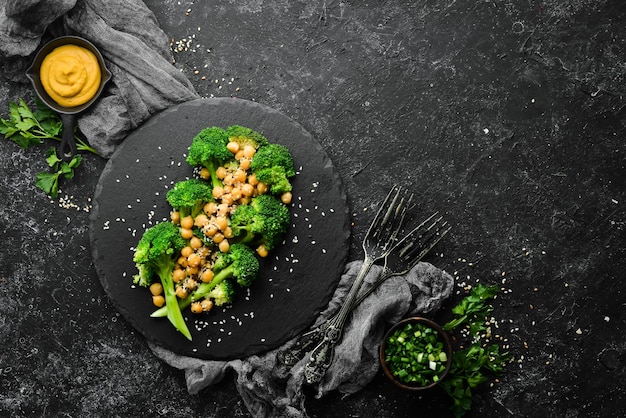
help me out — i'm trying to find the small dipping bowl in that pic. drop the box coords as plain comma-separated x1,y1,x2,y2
380,317,453,391
26,36,111,161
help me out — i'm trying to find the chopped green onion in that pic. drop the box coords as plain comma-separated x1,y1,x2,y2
383,320,450,387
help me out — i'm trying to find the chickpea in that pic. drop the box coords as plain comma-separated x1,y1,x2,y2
221,193,234,206
204,202,217,215
241,183,255,197
235,149,245,160
217,203,230,216
216,166,228,179
186,265,199,276
190,236,203,249
152,295,165,307
199,167,211,180
173,268,186,282
257,182,268,195
175,286,188,299
248,173,259,186
281,192,293,205
177,257,188,268
181,246,193,258
180,227,194,240
227,141,240,154
242,145,256,159
239,158,251,170
230,187,242,201
213,186,224,199
204,223,218,237
256,244,269,258
218,239,230,253
201,299,214,312
149,282,163,296
190,302,203,314
180,216,194,230
215,216,228,231
212,232,224,244
201,269,214,283
185,278,198,291
223,226,234,239
223,174,236,186
194,214,209,228
187,253,201,267
170,211,181,224
235,169,247,183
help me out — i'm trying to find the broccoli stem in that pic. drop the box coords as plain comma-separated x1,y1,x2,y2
156,259,192,340
151,266,233,318
205,161,223,190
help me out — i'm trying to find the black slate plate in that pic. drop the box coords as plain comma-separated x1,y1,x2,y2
89,98,350,360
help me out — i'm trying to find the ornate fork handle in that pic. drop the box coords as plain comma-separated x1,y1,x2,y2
303,255,376,383
281,257,376,367
281,319,332,366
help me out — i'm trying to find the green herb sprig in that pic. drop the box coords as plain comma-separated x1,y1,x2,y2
0,98,98,197
35,148,83,198
440,284,512,417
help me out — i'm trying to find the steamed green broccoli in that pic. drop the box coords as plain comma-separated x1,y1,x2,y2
230,194,290,250
206,243,260,288
151,243,259,317
226,125,269,149
166,178,214,218
133,221,192,340
250,143,295,194
205,279,236,306
254,165,293,195
186,127,234,189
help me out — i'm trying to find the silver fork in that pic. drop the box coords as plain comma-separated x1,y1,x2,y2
301,213,451,383
279,186,412,367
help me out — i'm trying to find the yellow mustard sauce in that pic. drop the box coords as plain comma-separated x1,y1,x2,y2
40,44,101,108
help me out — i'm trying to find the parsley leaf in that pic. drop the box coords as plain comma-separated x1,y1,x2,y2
35,148,83,198
439,284,512,417
1,98,98,198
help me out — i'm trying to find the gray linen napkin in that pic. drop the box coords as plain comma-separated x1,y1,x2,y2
0,0,199,157
150,260,454,418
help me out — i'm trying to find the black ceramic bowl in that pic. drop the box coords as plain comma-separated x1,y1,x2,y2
380,317,453,391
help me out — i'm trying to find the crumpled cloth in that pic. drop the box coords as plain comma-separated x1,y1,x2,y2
0,0,199,157
150,260,454,418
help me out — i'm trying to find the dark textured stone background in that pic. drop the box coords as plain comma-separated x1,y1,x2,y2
1,1,624,417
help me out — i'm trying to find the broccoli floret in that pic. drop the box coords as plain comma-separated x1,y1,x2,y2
230,194,290,250
151,243,259,316
205,279,236,306
186,127,234,189
133,222,192,340
166,178,214,219
254,165,293,194
209,243,260,288
226,125,269,149
250,143,295,176
250,143,295,195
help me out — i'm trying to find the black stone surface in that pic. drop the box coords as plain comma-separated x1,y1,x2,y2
1,1,625,417
90,98,350,359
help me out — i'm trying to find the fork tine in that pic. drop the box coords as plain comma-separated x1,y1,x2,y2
368,187,413,255
365,186,399,238
396,214,451,267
